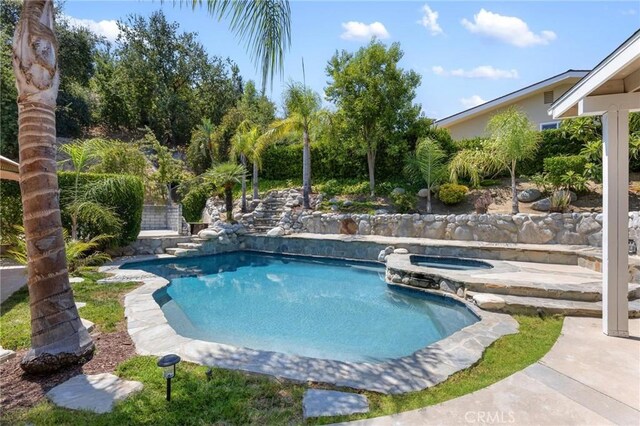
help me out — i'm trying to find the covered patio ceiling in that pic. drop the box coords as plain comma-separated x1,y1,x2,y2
0,155,19,182
549,29,640,338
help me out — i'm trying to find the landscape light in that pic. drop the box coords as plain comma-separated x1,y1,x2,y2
157,354,181,401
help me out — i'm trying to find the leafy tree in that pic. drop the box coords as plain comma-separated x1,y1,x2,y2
404,138,447,213
266,82,324,208
230,121,270,210
325,40,421,197
486,107,540,214
206,162,247,222
449,147,497,188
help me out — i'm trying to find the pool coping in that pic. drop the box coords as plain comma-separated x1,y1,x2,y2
99,253,519,394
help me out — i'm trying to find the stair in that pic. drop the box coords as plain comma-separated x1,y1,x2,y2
165,247,200,257
248,190,290,233
469,291,640,318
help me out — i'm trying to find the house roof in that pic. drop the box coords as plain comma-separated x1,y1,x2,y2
549,30,640,119
436,69,590,127
0,155,19,181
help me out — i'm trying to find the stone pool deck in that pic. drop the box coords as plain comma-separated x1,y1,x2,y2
100,256,518,394
343,316,640,426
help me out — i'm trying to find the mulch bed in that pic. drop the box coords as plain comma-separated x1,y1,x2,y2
0,330,136,412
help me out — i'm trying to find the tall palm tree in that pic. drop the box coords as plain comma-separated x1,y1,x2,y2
191,118,218,169
12,0,290,372
207,162,247,222
404,138,447,214
266,82,323,209
230,121,269,211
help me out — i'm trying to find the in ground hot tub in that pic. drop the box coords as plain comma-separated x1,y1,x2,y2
410,255,493,271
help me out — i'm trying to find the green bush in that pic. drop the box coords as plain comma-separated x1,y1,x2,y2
181,181,216,222
438,183,468,205
391,192,416,213
0,180,22,244
520,130,584,175
58,172,144,246
543,155,587,187
454,137,489,151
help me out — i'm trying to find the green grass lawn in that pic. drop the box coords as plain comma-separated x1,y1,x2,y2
2,311,562,425
0,270,139,350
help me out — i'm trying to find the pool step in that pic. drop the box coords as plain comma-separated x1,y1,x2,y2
176,242,203,249
463,280,640,302
469,291,640,318
165,247,200,257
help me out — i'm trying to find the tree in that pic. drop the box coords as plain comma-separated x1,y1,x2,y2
207,162,247,222
267,82,324,209
12,0,94,373
187,118,219,174
404,138,447,214
230,121,270,210
486,107,539,214
12,0,290,372
325,40,421,197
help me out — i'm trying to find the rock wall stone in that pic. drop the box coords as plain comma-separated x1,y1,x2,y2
270,211,640,247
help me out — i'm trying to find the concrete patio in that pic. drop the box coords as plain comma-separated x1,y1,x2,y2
343,316,640,425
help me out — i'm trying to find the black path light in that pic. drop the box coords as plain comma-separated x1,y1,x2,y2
157,354,181,401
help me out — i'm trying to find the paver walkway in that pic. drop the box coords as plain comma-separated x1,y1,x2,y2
343,317,640,425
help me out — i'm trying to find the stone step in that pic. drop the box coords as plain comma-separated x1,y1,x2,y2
463,280,640,302
177,242,203,249
165,247,200,257
81,318,95,333
470,292,640,318
0,346,16,364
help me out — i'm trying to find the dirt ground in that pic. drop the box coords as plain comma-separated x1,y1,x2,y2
342,174,640,215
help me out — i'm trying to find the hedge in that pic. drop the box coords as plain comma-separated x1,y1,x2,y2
543,155,587,187
520,129,584,176
0,172,143,247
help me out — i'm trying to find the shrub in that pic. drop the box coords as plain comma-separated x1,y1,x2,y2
0,180,22,244
391,192,416,213
543,155,587,187
181,180,216,222
519,129,584,176
438,183,468,205
454,137,489,151
58,172,144,246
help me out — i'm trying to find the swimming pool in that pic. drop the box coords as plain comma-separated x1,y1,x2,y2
123,252,479,363
410,255,493,271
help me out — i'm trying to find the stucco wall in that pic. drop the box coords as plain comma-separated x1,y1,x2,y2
445,82,576,140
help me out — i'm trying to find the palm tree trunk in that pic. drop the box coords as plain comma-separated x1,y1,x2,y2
367,149,376,198
427,190,432,214
302,129,311,209
13,0,93,373
225,186,233,222
252,162,259,200
511,161,519,214
240,155,247,212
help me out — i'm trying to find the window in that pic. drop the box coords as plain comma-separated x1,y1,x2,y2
540,121,560,131
543,91,554,104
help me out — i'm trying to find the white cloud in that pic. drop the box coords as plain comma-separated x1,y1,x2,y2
461,9,556,47
433,65,518,79
64,16,120,43
340,21,390,41
460,95,486,108
418,4,443,36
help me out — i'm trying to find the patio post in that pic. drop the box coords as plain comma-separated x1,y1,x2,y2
601,108,630,337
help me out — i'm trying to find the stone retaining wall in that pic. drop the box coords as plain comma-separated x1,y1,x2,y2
285,211,616,246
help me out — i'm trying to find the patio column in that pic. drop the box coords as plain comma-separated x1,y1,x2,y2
601,109,630,337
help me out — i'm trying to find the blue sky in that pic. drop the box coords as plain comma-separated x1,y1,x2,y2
63,1,640,119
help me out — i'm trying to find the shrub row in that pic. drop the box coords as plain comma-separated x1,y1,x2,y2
0,172,143,247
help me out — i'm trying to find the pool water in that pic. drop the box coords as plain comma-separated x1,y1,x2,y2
124,252,479,363
410,255,493,271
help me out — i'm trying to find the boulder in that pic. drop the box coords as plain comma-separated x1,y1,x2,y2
391,187,405,196
393,248,409,254
531,198,551,212
473,293,506,310
517,188,542,203
554,189,577,202
266,227,285,237
518,220,555,244
342,200,353,207
417,188,430,198
339,218,358,235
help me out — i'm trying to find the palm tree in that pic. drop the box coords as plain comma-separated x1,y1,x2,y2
404,138,447,214
12,0,290,372
230,121,269,211
207,162,247,222
190,118,218,171
486,107,539,214
266,82,323,209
